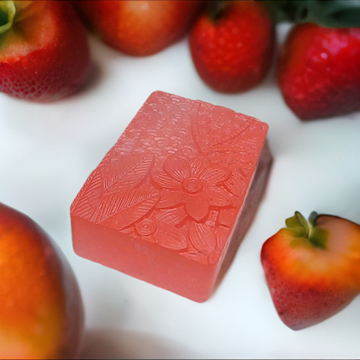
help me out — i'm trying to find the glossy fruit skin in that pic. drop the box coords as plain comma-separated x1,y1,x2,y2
74,0,205,56
0,203,84,359
0,1,90,102
261,214,360,330
278,23,360,120
189,0,274,93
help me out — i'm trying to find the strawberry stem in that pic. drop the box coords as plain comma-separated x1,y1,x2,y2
285,211,310,238
0,1,15,36
285,211,328,249
207,1,226,23
308,211,318,226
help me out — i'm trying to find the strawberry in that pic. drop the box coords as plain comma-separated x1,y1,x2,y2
261,211,360,330
278,23,360,120
73,1,205,56
189,0,275,93
0,1,90,102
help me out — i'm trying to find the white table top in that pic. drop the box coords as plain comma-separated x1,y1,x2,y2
1,24,359,359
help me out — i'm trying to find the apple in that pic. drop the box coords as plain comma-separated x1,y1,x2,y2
0,202,84,358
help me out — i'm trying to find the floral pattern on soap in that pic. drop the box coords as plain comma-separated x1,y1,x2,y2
152,155,231,221
71,91,268,266
71,153,158,230
121,208,187,250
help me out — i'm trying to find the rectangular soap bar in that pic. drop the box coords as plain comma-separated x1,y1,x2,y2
71,91,272,302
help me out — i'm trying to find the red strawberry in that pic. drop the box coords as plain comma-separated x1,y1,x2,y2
73,0,205,56
189,0,275,93
0,1,90,102
278,23,360,120
261,211,360,330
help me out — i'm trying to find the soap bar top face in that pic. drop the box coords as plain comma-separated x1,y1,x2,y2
71,91,268,266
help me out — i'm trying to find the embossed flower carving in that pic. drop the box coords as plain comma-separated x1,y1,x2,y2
152,155,232,221
122,208,188,250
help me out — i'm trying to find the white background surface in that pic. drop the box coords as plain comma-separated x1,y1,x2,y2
1,24,359,359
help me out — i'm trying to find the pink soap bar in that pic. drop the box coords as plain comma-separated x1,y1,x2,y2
71,91,272,302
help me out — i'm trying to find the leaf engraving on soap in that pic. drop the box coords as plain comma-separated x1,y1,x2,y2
190,101,256,155
224,168,246,197
96,189,160,230
179,224,231,266
70,153,154,223
155,207,187,225
71,169,103,221
155,224,187,250
215,225,231,249
153,209,187,250
189,222,216,254
103,153,154,195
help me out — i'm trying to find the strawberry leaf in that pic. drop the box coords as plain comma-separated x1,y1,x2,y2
285,211,309,238
265,0,360,28
308,211,318,226
308,212,328,249
285,211,328,249
0,1,15,36
309,226,328,249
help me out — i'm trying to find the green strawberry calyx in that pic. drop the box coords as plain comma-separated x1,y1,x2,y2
264,0,360,28
0,1,15,36
285,211,328,249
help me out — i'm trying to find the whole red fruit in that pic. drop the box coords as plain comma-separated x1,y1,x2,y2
0,1,91,102
0,202,84,358
278,23,360,120
261,211,360,330
189,0,275,93
73,0,205,56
